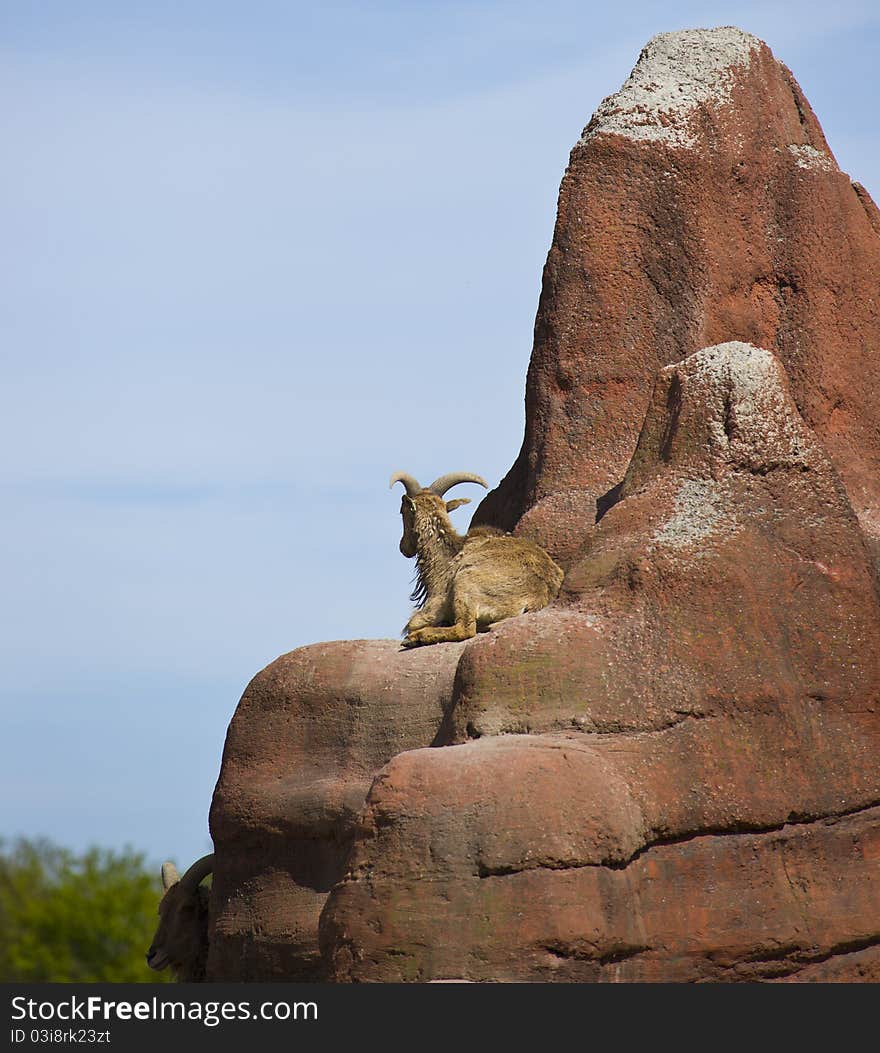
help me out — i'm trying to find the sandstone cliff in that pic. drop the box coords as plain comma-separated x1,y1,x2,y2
208,28,880,983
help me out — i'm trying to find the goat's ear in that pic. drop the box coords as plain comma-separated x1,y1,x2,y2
446,498,471,512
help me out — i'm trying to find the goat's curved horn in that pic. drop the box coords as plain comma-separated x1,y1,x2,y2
428,472,489,496
178,854,214,892
161,862,180,891
389,472,422,497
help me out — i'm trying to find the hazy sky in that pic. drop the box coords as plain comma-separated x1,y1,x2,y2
2,1,878,869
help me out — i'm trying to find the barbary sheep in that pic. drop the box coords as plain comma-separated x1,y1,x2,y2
146,854,213,982
391,470,564,646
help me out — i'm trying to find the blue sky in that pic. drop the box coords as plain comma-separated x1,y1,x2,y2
2,1,878,870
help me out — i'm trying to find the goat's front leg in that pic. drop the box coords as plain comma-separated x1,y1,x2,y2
403,595,447,643
404,595,477,647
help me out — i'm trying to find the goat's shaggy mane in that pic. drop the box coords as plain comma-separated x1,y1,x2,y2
410,565,429,608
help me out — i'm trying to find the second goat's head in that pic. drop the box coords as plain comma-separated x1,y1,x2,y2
147,854,213,982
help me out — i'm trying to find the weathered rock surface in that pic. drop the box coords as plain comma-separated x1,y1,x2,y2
322,742,880,982
208,27,880,983
207,639,466,979
473,27,880,564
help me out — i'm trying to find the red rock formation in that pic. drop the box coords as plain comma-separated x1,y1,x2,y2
207,639,466,979
208,28,880,983
473,27,880,566
319,342,880,981
454,343,880,743
322,746,880,982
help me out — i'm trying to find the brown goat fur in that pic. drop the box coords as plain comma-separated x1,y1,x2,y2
146,856,212,982
393,476,564,646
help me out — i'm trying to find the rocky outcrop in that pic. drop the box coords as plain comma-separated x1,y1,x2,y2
208,28,880,983
472,27,880,565
322,751,880,982
319,342,880,981
453,343,880,742
207,639,466,979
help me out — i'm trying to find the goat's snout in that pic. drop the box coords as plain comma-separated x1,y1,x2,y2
146,945,170,971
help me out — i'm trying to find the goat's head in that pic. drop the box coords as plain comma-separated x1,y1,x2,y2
390,472,488,556
147,854,213,980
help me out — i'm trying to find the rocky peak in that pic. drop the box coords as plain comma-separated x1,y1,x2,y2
582,27,763,149
474,26,879,569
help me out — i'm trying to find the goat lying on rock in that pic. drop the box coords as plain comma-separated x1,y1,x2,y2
146,854,213,982
391,471,564,646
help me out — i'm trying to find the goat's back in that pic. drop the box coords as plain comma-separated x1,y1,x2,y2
455,532,564,614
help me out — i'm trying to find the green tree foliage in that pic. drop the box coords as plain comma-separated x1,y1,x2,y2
0,837,171,982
